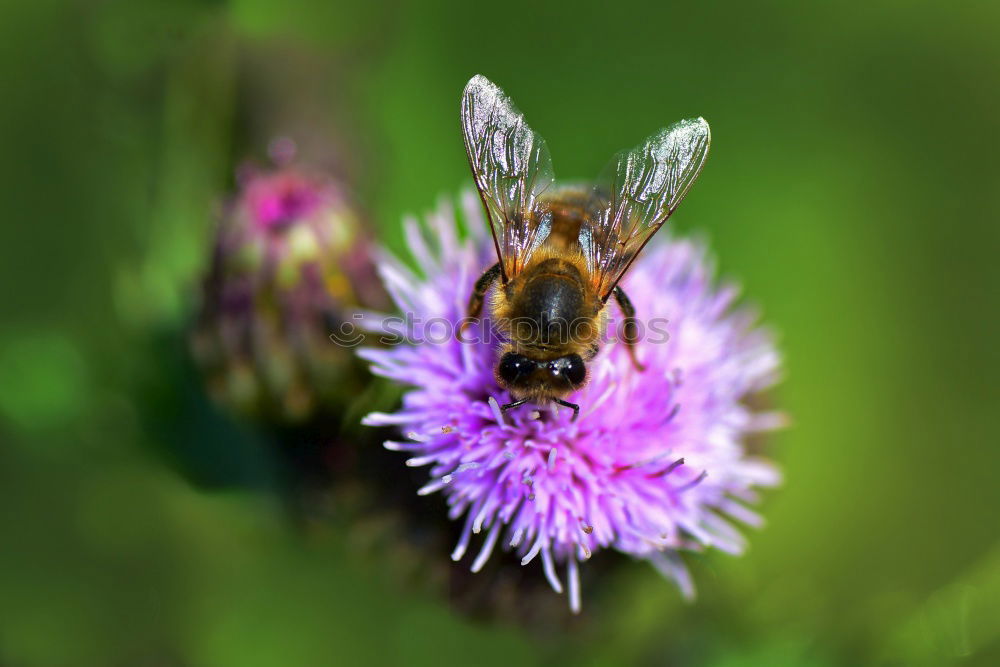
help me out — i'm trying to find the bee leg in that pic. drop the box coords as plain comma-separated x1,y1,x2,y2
553,398,580,421
500,398,529,413
460,262,502,337
613,286,646,372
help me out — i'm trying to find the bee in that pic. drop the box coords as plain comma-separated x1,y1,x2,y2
460,74,711,420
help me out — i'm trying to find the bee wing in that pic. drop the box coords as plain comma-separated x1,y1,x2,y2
461,75,555,282
581,117,711,301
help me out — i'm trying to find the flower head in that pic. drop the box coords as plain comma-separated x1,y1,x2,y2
361,193,784,611
191,153,384,423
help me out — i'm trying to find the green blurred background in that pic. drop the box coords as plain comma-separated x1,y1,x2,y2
2,0,998,665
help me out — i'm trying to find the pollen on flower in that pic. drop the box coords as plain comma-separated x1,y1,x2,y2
360,192,784,612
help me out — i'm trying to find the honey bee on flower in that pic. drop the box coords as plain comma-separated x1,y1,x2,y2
361,77,784,612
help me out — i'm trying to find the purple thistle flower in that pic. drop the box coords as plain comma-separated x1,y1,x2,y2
361,192,784,612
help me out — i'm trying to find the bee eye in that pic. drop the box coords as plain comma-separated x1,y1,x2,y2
498,352,535,385
549,354,586,387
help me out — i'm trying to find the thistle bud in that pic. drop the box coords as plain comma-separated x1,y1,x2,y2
191,151,383,424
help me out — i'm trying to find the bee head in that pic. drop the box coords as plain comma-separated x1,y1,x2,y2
497,352,587,392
